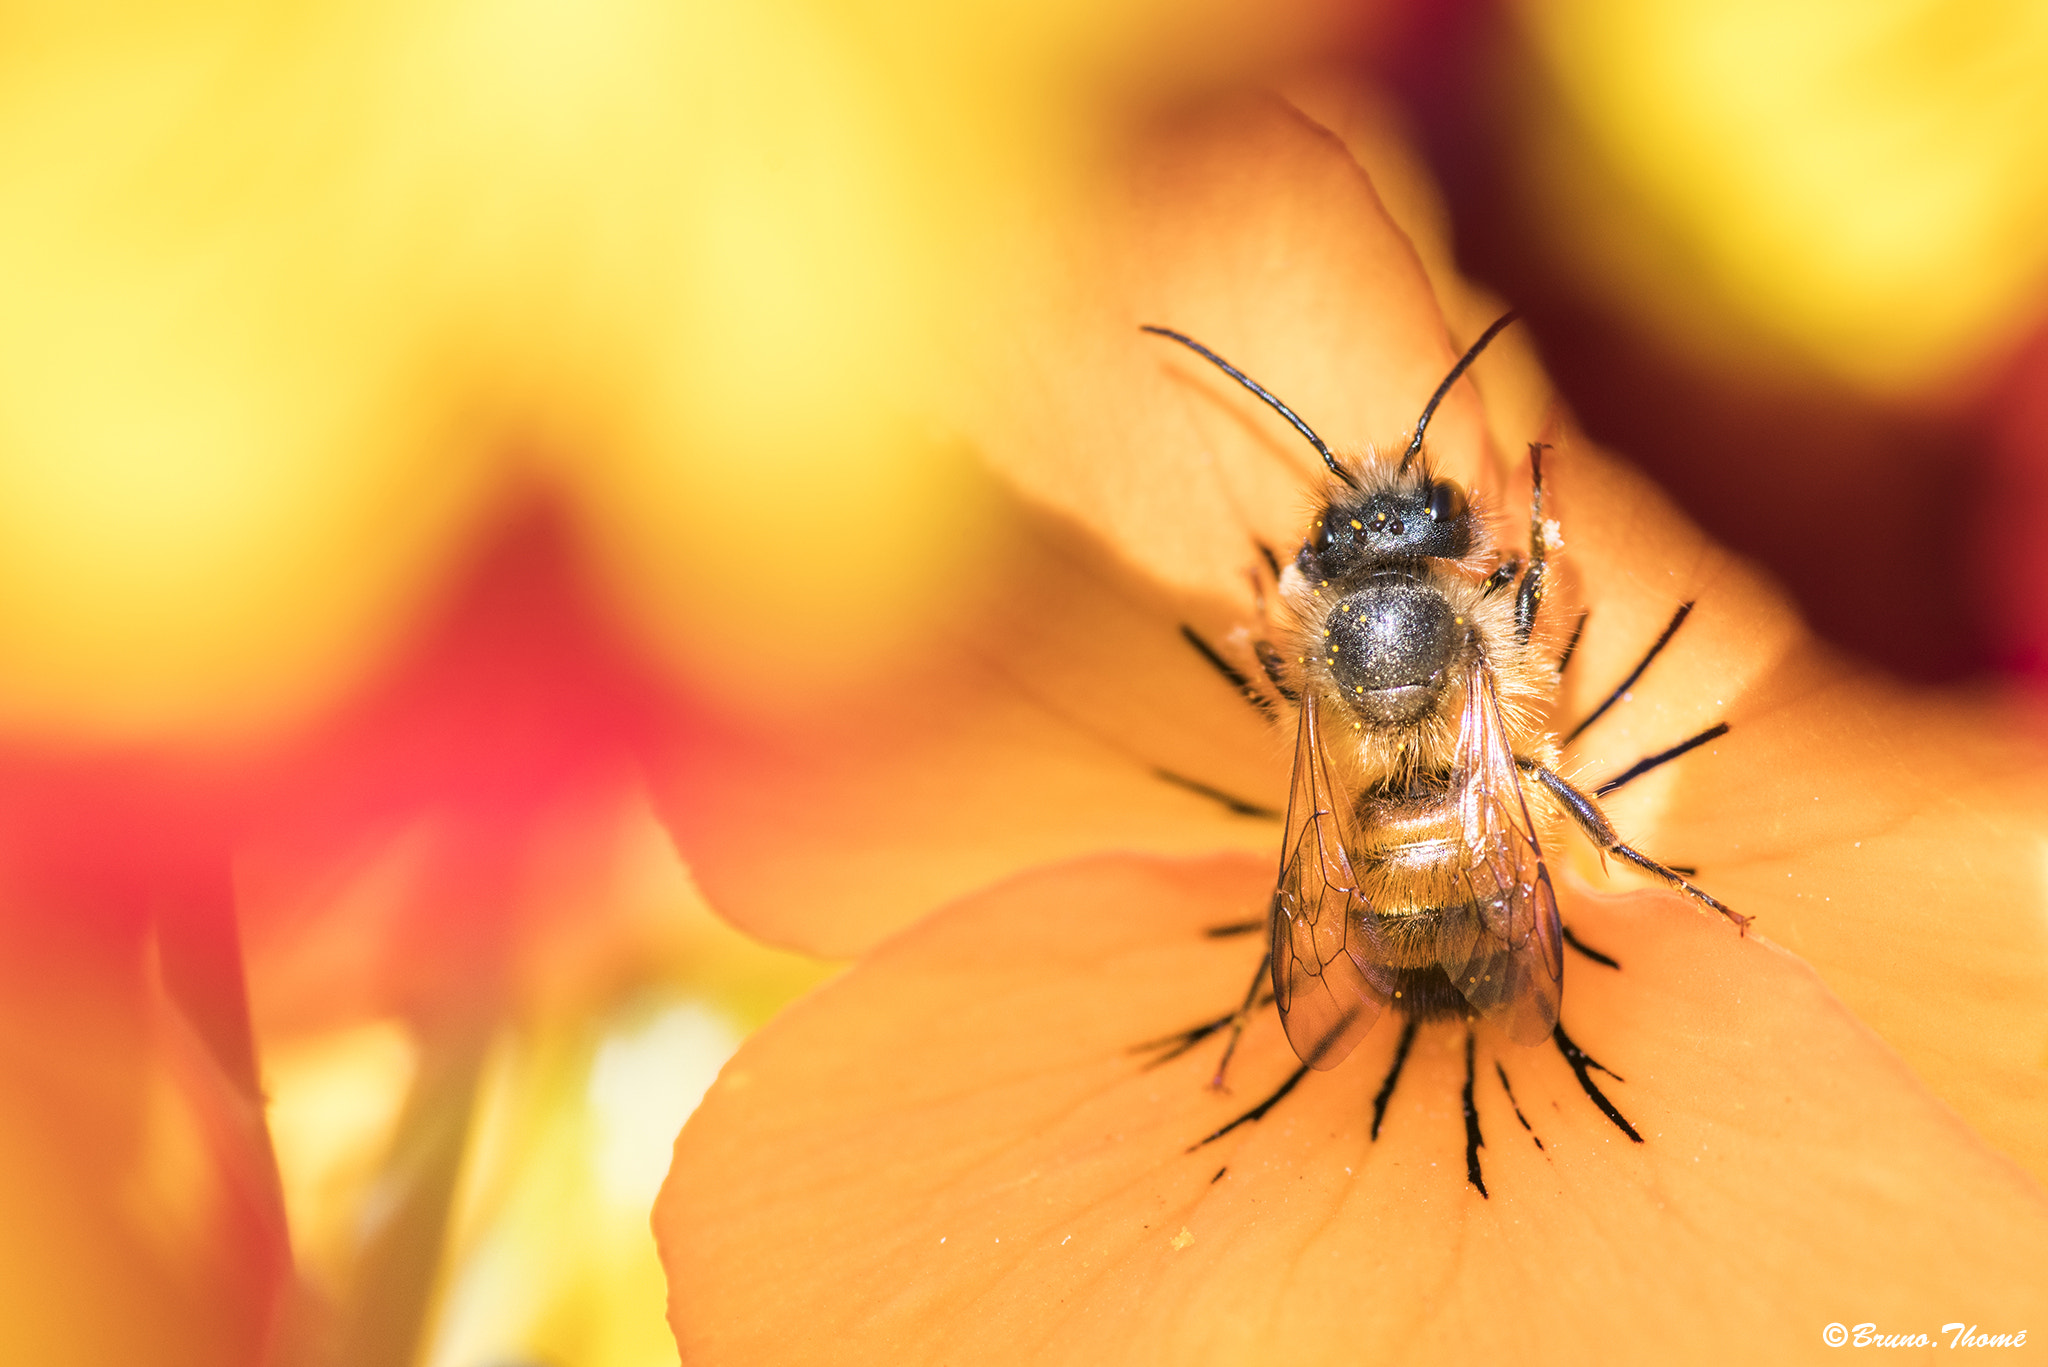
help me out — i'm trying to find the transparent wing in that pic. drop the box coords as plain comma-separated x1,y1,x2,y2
1433,662,1565,1046
1271,693,1392,1070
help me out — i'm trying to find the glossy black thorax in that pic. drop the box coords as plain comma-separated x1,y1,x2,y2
1300,473,1478,729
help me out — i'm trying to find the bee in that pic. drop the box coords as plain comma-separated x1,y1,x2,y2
1141,315,1747,1085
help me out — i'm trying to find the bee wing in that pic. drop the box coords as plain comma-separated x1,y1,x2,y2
1433,662,1565,1046
1271,693,1393,1070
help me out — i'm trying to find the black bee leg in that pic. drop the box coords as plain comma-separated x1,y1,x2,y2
1252,639,1300,704
1131,1009,1239,1069
1562,600,1694,744
1594,722,1730,796
1605,844,1748,930
1517,759,1751,932
1181,624,1278,721
1162,625,1292,817
1513,443,1553,645
1135,935,1275,1089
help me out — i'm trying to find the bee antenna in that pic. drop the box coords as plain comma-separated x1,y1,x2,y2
1399,310,1520,473
1142,325,1359,489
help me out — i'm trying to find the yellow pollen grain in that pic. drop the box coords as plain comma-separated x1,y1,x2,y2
1350,519,1364,530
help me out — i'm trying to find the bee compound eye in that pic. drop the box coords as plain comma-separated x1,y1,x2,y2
1426,479,1468,523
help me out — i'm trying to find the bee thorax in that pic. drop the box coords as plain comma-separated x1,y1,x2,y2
1325,577,1464,725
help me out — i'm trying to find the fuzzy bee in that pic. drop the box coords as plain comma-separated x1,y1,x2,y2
1143,315,1746,1079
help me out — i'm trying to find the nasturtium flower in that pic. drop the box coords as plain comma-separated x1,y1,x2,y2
655,93,2048,1361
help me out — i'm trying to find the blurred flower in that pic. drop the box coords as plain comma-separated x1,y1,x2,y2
1509,0,2048,398
0,2,1375,1363
655,93,2048,1360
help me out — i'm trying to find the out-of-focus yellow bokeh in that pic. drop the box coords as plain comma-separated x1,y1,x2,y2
1514,0,2048,395
0,0,1343,747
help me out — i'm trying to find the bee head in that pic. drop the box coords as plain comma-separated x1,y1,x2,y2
1301,475,1472,579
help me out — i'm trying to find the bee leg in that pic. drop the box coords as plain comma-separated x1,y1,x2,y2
1180,624,1279,721
1607,845,1748,931
1245,540,1289,619
1561,600,1695,744
1461,1029,1489,1198
1514,443,1553,645
1131,1009,1239,1069
1134,948,1274,1086
1156,625,1291,817
1517,759,1751,932
1252,639,1299,704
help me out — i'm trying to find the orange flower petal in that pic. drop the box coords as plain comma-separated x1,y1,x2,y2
656,488,1286,959
657,853,2046,1362
946,95,1501,602
1500,441,2048,1182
